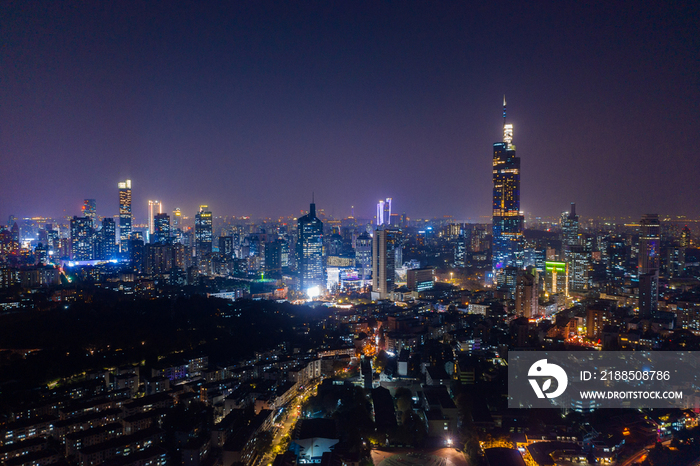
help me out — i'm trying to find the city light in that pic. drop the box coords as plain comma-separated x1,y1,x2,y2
306,286,320,299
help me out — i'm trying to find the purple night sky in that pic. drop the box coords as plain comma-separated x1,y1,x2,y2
2,2,698,223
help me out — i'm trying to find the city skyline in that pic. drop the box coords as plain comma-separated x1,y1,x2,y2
2,3,699,222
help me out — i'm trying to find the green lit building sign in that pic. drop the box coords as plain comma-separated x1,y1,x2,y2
545,261,566,273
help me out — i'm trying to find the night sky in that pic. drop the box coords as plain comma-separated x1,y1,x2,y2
2,1,698,223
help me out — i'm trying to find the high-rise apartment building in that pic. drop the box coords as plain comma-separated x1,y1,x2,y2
492,97,523,283
297,202,324,293
372,229,399,300
118,180,132,253
99,218,117,260
265,240,284,273
638,214,660,318
568,245,591,293
219,236,234,258
454,235,467,268
154,213,170,244
515,269,539,318
82,199,97,228
355,232,372,280
70,216,93,260
586,306,608,339
195,206,213,259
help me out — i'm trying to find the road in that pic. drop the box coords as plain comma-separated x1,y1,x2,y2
256,380,320,466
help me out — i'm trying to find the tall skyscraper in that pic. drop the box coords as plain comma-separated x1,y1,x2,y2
195,205,213,260
561,202,580,252
82,199,97,228
297,201,324,293
173,208,182,228
70,216,93,261
491,97,523,284
100,217,117,260
568,245,591,293
372,229,399,300
638,214,660,318
376,198,393,227
148,200,162,236
376,200,385,226
561,203,586,292
118,180,132,254
355,232,372,280
154,213,170,244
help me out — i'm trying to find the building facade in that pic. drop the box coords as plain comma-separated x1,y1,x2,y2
70,216,94,260
492,98,523,286
372,229,399,299
195,205,213,260
118,180,132,254
82,199,97,228
638,214,660,318
154,213,170,244
297,202,324,293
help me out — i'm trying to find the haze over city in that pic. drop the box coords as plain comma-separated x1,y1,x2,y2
2,2,699,222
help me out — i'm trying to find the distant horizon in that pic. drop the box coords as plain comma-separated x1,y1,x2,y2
6,201,700,228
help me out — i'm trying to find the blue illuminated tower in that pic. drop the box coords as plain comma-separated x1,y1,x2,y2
491,96,523,284
100,217,117,260
297,199,324,293
70,216,94,260
195,206,213,259
154,213,171,244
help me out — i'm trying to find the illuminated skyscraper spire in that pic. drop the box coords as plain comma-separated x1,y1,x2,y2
503,95,513,146
503,94,507,124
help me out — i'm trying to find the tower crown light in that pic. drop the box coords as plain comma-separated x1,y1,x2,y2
504,123,513,146
503,95,513,146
